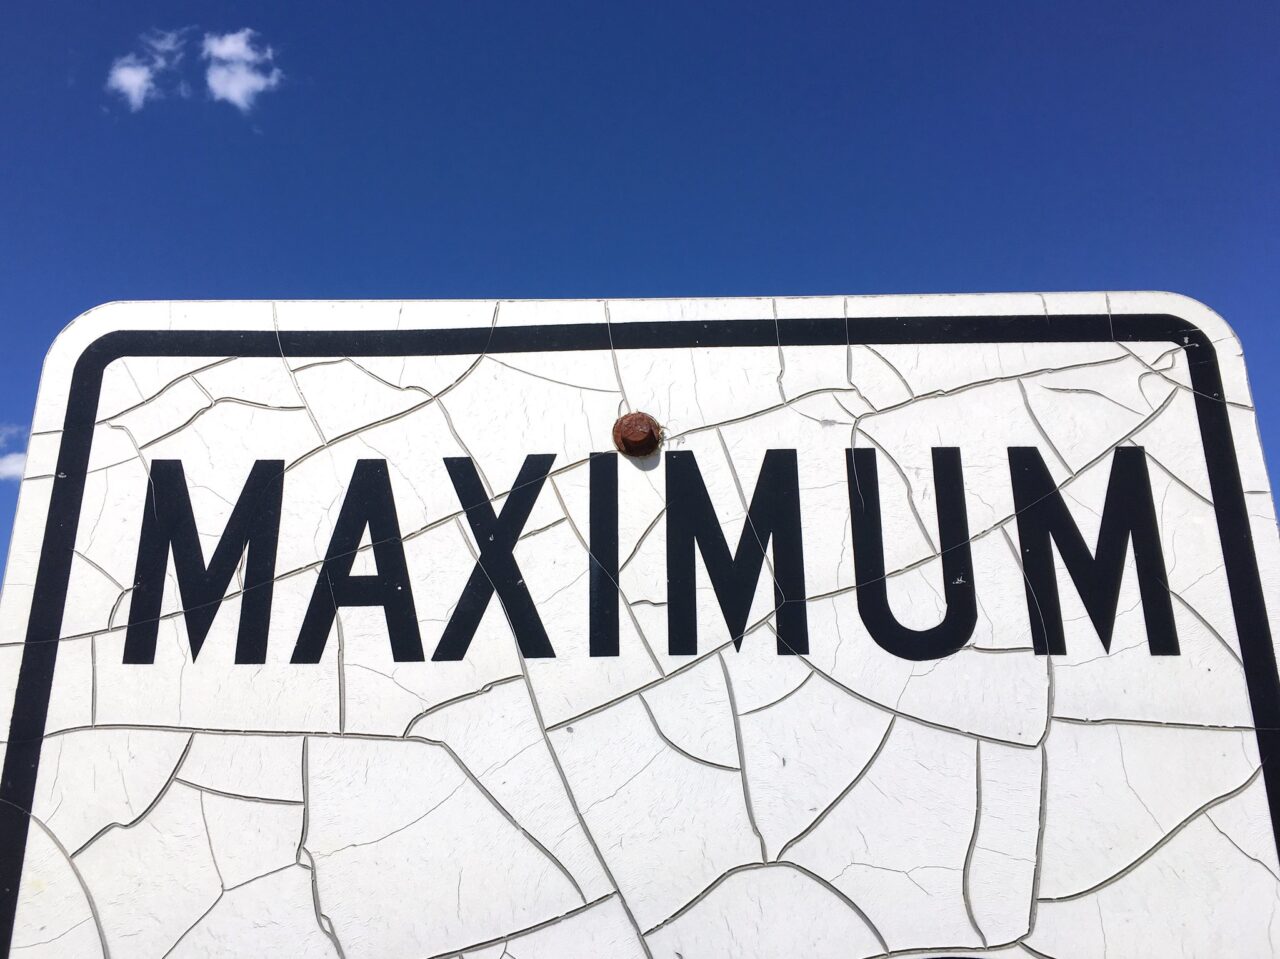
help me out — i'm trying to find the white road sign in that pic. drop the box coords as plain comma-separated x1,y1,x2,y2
1,293,1279,958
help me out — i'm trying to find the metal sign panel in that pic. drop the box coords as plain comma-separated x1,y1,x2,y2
1,293,1278,958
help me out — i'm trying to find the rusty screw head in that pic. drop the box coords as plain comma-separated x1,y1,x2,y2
612,411,663,458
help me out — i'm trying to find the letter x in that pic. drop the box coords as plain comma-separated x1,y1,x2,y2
431,454,557,660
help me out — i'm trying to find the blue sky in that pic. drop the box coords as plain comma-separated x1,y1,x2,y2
0,0,1277,573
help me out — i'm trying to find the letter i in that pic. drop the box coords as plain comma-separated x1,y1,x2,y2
589,452,619,656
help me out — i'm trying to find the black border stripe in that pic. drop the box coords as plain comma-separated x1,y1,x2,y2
0,313,1275,953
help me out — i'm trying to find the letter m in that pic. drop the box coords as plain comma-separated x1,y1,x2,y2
1010,446,1178,656
124,460,285,664
665,449,809,656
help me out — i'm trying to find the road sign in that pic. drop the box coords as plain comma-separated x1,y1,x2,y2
1,294,1278,957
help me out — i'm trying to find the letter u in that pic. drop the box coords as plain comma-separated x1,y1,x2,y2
846,447,977,661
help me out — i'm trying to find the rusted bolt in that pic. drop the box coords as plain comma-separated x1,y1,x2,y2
612,411,662,457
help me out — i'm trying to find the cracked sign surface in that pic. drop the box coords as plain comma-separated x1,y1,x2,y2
1,293,1279,958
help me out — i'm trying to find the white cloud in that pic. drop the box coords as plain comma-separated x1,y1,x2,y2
202,29,282,112
202,29,266,64
105,29,188,111
106,55,157,111
106,27,282,114
0,425,25,482
0,453,23,482
145,28,187,59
